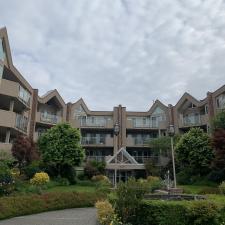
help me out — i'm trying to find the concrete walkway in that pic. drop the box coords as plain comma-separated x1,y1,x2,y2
0,208,98,225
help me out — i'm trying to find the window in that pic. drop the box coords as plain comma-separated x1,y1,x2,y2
205,105,208,114
216,94,225,109
0,39,5,61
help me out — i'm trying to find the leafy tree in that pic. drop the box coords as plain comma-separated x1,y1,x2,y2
176,128,213,176
12,135,38,173
84,160,106,179
38,123,85,177
209,128,225,182
212,111,225,130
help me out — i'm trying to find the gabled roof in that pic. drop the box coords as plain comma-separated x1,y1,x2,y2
126,99,168,116
175,92,201,110
38,89,66,108
107,147,139,165
72,98,113,116
0,27,33,92
212,84,225,98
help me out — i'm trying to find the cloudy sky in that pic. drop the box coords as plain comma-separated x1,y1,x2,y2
0,0,225,111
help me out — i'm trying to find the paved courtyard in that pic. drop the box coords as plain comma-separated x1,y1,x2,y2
0,208,98,225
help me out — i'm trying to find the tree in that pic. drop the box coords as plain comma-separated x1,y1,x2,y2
12,135,38,173
212,129,225,169
176,128,213,176
38,123,85,178
212,111,225,130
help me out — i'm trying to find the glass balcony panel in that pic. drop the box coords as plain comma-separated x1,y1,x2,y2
40,112,59,124
15,114,28,132
18,85,31,106
81,136,106,145
80,117,106,127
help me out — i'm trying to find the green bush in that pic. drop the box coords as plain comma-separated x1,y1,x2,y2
0,191,105,220
23,160,41,179
198,187,221,195
0,162,14,196
113,178,149,224
84,160,106,179
219,181,225,195
134,200,224,225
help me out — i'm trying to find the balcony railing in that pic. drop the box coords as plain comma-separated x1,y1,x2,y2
134,138,152,146
86,156,106,162
40,113,61,124
18,85,31,107
133,121,158,128
15,114,28,133
132,156,160,164
80,119,106,127
81,137,106,145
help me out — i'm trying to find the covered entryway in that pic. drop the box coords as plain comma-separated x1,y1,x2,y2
106,147,145,186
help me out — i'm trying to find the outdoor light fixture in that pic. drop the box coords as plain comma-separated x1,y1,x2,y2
113,122,120,188
167,124,177,188
114,123,120,136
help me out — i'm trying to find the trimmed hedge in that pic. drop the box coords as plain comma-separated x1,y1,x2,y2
0,191,104,220
134,200,225,225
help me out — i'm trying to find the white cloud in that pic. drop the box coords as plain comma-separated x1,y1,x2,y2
0,0,225,110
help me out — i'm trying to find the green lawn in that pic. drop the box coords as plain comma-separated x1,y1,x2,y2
179,185,209,194
45,185,96,193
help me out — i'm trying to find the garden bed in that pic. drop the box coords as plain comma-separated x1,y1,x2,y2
0,191,105,220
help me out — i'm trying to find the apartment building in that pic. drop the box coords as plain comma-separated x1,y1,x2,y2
1,27,225,182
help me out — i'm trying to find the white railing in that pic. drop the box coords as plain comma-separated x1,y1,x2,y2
40,113,61,124
81,137,106,145
15,114,28,132
80,118,106,127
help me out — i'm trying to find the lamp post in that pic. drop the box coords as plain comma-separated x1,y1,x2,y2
114,122,120,188
168,125,177,188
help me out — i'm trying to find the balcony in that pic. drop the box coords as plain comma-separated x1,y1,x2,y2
86,156,106,162
80,118,113,128
179,114,208,127
126,136,152,147
36,112,62,125
132,156,159,164
126,119,168,129
0,109,28,133
0,79,31,108
81,136,113,146
15,114,28,132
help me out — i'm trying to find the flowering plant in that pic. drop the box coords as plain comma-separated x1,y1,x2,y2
30,172,50,186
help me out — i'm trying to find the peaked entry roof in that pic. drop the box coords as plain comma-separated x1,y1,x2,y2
107,147,139,165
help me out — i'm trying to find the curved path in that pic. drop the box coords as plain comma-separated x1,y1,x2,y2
0,208,98,225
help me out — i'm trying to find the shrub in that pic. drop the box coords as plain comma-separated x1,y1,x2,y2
92,175,110,183
30,172,50,186
54,177,70,186
0,191,105,220
135,200,223,225
146,176,162,192
198,187,221,195
84,160,106,179
114,178,148,224
23,160,41,179
60,164,77,185
219,181,225,195
95,200,114,225
0,162,14,196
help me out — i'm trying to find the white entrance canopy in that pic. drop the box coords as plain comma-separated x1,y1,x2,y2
106,147,145,170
